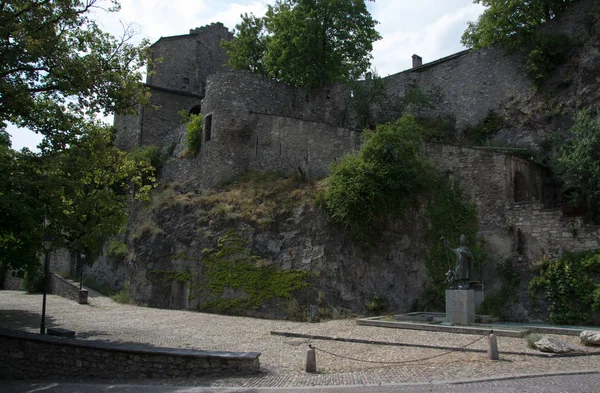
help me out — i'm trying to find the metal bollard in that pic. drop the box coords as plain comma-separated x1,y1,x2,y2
306,347,317,373
488,332,499,360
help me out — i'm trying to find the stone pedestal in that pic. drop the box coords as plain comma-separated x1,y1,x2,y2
445,289,475,325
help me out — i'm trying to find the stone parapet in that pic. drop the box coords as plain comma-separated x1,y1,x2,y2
0,328,260,380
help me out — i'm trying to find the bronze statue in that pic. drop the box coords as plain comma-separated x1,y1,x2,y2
442,235,473,289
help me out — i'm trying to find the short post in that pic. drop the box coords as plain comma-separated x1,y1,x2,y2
488,332,499,360
306,347,317,373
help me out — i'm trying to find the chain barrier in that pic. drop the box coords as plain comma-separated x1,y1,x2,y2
308,334,487,365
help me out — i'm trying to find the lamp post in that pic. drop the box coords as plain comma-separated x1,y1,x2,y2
40,232,53,335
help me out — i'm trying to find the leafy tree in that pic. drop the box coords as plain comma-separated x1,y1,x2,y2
0,0,150,150
47,126,155,258
461,0,579,50
461,0,578,87
0,126,155,275
0,138,45,275
223,0,381,87
221,13,267,74
558,109,600,218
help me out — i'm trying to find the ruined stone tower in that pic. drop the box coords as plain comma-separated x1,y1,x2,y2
114,23,232,150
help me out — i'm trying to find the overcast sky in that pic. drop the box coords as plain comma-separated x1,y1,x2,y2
9,0,484,150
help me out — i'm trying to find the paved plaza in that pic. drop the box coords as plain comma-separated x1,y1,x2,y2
1,290,600,388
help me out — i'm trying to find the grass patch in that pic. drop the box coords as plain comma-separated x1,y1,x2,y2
110,281,130,304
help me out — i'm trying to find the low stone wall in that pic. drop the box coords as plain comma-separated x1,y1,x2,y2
49,273,88,304
0,328,261,380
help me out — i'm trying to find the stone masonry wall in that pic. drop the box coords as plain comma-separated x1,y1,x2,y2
506,202,600,259
0,328,260,380
148,35,200,94
49,273,88,304
248,113,361,180
422,142,546,231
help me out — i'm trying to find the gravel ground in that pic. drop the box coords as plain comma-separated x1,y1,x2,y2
1,290,600,386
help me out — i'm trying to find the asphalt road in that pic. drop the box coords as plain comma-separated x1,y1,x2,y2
3,372,600,393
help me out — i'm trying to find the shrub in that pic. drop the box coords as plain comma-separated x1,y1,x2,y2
323,115,433,248
529,250,600,325
130,145,164,171
463,110,504,145
110,281,130,304
525,33,570,88
184,113,203,156
22,265,44,293
108,240,129,259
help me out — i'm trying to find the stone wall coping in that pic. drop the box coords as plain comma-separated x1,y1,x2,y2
0,328,261,360
51,272,81,289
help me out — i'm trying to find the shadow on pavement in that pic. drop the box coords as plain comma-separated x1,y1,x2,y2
0,309,50,331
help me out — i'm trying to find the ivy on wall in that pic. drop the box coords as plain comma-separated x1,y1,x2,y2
199,231,314,313
423,176,484,311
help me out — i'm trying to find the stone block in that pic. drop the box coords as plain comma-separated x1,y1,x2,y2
445,289,475,325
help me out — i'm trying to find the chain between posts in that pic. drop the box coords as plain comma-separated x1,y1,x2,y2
308,334,487,365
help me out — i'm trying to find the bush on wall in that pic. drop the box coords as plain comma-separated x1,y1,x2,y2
323,115,433,248
529,250,600,325
184,113,203,156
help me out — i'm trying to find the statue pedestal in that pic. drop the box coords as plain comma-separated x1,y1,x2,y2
445,289,475,325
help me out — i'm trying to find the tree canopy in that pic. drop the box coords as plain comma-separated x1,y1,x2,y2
222,0,381,87
461,0,580,50
0,126,155,275
0,1,154,275
0,0,150,151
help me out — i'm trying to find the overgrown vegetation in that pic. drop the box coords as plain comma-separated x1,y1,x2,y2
348,73,387,129
462,0,577,87
150,172,320,228
184,113,203,156
462,110,504,145
423,177,484,310
557,109,600,222
110,281,130,304
130,145,165,172
199,231,314,313
323,116,433,249
108,240,129,259
477,259,520,318
529,251,600,325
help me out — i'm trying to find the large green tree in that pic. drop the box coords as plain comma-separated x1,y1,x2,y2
0,126,154,275
461,0,580,50
0,1,153,275
0,0,150,150
223,0,381,87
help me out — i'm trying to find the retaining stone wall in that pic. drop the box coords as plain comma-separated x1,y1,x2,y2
0,328,260,380
49,273,88,304
507,202,600,258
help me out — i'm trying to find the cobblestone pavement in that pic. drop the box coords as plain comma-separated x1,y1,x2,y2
1,290,600,388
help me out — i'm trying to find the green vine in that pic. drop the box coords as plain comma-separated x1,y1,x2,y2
200,231,314,313
477,259,520,318
423,176,484,311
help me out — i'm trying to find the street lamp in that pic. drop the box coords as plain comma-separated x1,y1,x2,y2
40,232,53,334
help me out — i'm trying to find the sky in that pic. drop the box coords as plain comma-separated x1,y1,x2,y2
8,0,485,151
